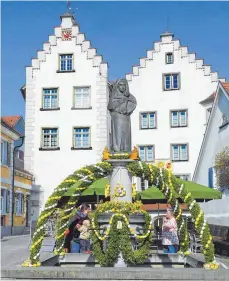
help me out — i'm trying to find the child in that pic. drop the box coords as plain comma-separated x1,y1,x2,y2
78,219,91,254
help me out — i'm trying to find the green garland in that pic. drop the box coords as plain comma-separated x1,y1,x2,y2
26,162,112,266
126,161,215,264
90,202,152,267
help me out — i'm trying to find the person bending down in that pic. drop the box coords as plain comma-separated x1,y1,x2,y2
78,219,91,254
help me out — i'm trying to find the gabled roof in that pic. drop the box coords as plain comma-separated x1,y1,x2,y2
1,116,23,129
222,82,229,96
200,92,216,105
1,119,22,138
193,81,229,181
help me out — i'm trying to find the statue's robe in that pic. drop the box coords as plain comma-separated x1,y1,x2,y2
108,92,136,152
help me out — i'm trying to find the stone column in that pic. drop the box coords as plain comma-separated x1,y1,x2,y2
107,159,134,202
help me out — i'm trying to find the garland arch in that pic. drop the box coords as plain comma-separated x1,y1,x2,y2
25,161,215,267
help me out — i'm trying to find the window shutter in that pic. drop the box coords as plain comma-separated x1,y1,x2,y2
7,142,11,166
6,190,10,212
208,167,214,188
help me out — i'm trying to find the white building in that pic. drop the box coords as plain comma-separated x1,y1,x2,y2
23,13,109,206
22,12,226,206
193,82,229,193
126,32,225,185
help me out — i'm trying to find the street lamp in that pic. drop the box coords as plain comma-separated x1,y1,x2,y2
11,136,25,235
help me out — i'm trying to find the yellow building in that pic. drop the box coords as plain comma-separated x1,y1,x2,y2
1,117,33,236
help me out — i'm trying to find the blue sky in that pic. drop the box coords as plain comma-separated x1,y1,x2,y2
2,1,229,118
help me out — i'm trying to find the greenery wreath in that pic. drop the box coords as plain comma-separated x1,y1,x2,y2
90,201,152,266
126,161,217,267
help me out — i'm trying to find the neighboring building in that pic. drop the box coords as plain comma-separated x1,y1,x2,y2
22,11,226,208
193,82,229,194
22,13,109,206
1,118,34,236
126,32,225,186
2,116,25,170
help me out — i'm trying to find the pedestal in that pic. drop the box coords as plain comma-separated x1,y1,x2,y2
107,159,134,202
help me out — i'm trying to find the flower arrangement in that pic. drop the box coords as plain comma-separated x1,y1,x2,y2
109,153,130,159
105,184,110,198
90,201,152,266
102,147,139,160
114,183,126,197
132,183,137,199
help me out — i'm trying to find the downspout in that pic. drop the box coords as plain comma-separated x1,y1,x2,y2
11,136,25,235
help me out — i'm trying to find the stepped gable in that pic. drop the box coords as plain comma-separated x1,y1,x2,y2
125,31,226,83
27,13,108,79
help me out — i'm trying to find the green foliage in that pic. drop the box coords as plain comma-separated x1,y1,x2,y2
90,204,152,267
215,146,229,190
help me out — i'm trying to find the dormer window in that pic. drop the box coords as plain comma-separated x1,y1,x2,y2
166,53,174,64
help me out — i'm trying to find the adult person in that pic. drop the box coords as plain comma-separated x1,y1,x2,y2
63,203,91,253
107,78,137,152
162,208,179,253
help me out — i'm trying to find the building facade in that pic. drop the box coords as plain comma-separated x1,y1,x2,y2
22,13,109,206
23,12,226,208
126,32,225,185
193,82,229,194
1,118,34,236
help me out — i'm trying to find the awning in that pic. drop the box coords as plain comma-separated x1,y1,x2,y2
63,178,221,200
139,181,222,200
63,178,108,196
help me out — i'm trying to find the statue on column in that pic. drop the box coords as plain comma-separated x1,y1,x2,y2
108,79,137,153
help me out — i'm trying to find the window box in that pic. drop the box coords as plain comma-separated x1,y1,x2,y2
73,87,91,109
40,108,60,111
41,128,59,150
138,145,155,162
171,144,189,161
58,54,74,72
71,147,92,150
73,127,91,149
166,53,174,64
140,112,157,129
171,110,188,127
163,73,180,90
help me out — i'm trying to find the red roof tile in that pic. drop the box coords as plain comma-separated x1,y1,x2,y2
200,92,216,104
222,82,229,96
1,116,21,128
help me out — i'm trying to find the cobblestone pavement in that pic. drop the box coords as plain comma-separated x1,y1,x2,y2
1,235,30,268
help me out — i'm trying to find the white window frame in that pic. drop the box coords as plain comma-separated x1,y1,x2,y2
171,110,188,127
174,174,190,181
138,145,155,162
73,127,91,149
73,87,91,109
166,53,174,64
1,188,8,214
59,54,73,71
140,112,156,129
163,73,180,90
42,88,58,109
171,144,188,161
15,192,24,215
41,128,59,149
1,140,9,166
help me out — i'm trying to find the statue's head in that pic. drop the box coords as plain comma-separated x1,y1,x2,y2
116,78,130,97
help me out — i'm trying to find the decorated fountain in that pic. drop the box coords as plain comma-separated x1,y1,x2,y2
23,78,219,270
